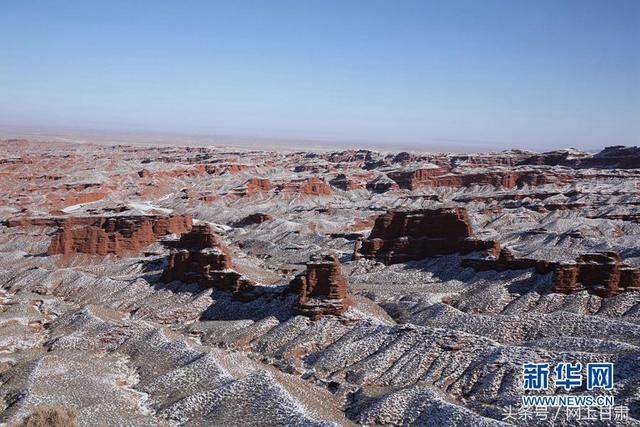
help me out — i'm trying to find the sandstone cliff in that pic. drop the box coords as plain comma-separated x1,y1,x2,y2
161,224,256,300
46,214,192,259
289,254,352,319
355,208,499,264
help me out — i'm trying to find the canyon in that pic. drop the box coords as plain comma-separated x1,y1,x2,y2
0,138,639,426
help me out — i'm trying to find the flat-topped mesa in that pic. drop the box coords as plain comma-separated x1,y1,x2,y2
229,177,273,197
386,167,568,190
299,176,332,196
579,146,640,169
462,249,640,298
47,214,192,259
277,176,332,196
553,252,640,297
387,165,449,190
355,208,499,265
289,253,352,320
245,177,274,195
173,223,222,250
161,224,256,300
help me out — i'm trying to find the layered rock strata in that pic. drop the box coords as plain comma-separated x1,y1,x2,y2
298,177,332,196
553,252,640,297
161,224,256,300
44,214,192,259
387,165,449,190
354,208,499,264
289,254,352,319
463,249,640,298
245,177,274,195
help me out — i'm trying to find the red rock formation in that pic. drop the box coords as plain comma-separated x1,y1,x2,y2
553,252,640,297
299,177,332,196
138,169,151,178
387,166,449,190
46,214,192,259
289,254,352,319
355,208,499,264
173,223,221,250
161,224,257,300
461,248,640,298
245,178,274,195
621,268,640,291
553,264,580,294
440,171,554,188
384,169,569,190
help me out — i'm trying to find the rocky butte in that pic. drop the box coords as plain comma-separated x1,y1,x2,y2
387,164,449,190
389,168,568,189
289,253,352,320
273,176,332,197
244,177,274,196
161,223,256,300
554,252,640,297
45,214,192,259
355,207,499,264
463,249,640,298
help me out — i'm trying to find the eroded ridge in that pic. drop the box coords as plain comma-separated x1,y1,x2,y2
1,138,639,426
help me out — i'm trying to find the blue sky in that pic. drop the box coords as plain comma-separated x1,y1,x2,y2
1,0,638,150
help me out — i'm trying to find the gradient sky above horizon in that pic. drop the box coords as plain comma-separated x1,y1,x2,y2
1,0,638,150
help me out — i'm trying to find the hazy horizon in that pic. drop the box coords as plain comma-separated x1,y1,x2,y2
2,1,638,150
0,124,610,154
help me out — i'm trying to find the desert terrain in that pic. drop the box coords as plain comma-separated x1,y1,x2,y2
1,138,639,426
